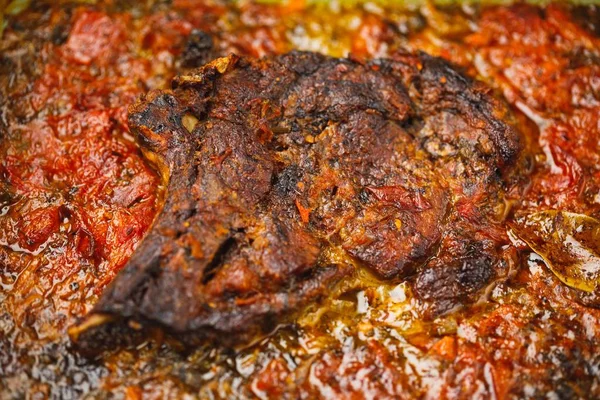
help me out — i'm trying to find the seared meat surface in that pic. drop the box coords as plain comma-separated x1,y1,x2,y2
76,51,522,348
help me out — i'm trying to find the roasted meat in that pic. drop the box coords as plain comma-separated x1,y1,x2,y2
73,50,522,349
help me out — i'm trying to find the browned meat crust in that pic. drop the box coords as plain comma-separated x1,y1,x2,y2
74,51,522,349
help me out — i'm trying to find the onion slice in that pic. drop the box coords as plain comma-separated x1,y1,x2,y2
512,210,600,292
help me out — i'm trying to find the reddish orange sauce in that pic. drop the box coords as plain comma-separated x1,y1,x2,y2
1,2,599,398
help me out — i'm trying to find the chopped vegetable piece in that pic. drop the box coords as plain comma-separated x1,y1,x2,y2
513,210,600,292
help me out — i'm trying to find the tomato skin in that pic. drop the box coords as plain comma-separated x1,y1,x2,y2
61,11,128,66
